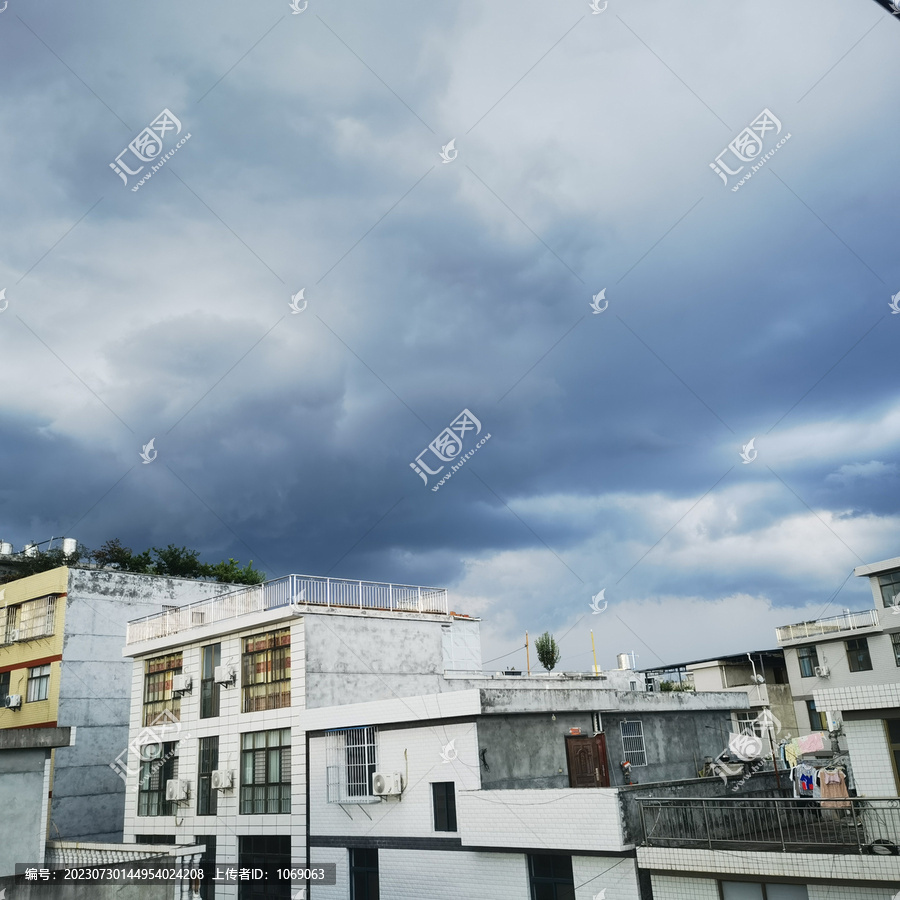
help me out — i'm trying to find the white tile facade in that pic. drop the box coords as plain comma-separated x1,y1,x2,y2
842,718,898,797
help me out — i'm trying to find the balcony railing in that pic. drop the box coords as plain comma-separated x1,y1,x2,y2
125,574,449,645
639,797,900,854
775,608,879,643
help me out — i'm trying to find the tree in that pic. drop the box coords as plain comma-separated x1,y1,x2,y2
91,539,152,573
0,542,88,581
534,631,561,672
150,544,207,579
205,558,266,585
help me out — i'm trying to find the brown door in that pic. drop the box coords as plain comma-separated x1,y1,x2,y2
566,734,610,787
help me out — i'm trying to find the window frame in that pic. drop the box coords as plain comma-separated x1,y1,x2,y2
137,741,178,817
26,664,50,702
200,643,222,719
241,629,290,713
806,699,827,731
846,637,873,672
878,571,900,609
0,670,9,706
349,848,379,900
891,633,900,668
197,735,219,817
796,645,819,678
718,880,809,899
142,652,183,726
620,720,647,767
239,728,291,815
528,854,575,900
238,835,290,900
431,781,458,832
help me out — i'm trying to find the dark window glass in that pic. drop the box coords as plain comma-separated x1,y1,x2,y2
201,644,221,719
892,634,900,668
0,671,9,706
137,742,177,817
195,835,216,900
238,835,290,900
432,782,457,832
134,834,176,844
878,571,900,608
197,736,219,816
887,719,900,744
806,700,826,731
350,848,378,900
846,637,873,672
240,729,291,814
797,645,819,678
529,855,574,900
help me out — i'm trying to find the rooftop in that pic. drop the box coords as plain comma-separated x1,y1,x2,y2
775,608,880,645
125,573,450,645
854,555,900,577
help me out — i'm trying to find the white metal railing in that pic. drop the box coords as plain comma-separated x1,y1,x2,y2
775,608,879,643
125,574,449,645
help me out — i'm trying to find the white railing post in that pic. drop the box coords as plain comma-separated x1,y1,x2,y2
390,584,394,612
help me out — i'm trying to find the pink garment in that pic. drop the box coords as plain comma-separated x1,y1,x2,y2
819,769,851,808
797,732,826,753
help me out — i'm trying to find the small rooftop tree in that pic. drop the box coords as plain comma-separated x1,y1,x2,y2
534,631,561,673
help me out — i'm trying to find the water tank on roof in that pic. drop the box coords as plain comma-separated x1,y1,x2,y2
23,543,38,557
61,537,77,555
0,542,12,556
617,653,632,670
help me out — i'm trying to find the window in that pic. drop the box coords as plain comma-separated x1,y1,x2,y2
350,848,378,900
806,700,827,731
326,727,378,802
201,644,221,719
143,653,182,726
195,835,216,900
620,720,647,766
197,736,219,816
878,571,900,609
240,729,290,814
26,664,50,702
720,882,808,899
138,742,178,816
432,782,457,832
238,835,290,900
0,596,56,643
797,645,819,678
886,719,900,796
846,637,873,672
242,629,290,713
528,854,575,900
0,671,9,706
892,633,900,667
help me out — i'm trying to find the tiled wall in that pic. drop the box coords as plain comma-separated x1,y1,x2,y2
843,717,897,797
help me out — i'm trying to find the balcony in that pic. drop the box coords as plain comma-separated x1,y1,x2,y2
639,797,900,854
775,608,879,644
125,574,449,645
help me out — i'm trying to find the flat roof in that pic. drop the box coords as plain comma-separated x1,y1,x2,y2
854,555,900,577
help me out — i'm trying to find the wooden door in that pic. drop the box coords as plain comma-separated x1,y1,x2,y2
566,734,610,787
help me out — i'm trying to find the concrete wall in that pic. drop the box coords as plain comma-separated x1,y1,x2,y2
0,748,49,876
476,709,737,790
54,569,239,843
303,613,478,708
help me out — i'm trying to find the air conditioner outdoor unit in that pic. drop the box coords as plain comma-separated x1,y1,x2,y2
211,769,234,791
371,772,403,797
5,694,22,710
814,666,830,677
172,674,192,694
7,629,20,642
214,665,235,687
165,779,190,802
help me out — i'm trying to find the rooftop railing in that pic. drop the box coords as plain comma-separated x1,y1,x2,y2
126,574,449,645
639,796,900,854
775,608,879,644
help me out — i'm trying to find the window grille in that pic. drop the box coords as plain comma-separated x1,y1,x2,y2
239,728,291,814
621,720,647,766
1,596,57,643
326,727,378,803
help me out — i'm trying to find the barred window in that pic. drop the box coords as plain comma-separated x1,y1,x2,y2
620,720,647,767
138,742,178,817
143,653,183,726
26,665,50,702
326,727,378,803
241,629,290,713
1,596,57,643
197,736,219,817
240,729,291,814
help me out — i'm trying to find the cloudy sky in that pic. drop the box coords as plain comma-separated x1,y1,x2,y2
2,0,899,674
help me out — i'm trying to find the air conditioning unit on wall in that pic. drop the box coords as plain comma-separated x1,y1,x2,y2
211,770,234,791
172,674,192,694
165,779,190,802
214,665,236,687
5,694,22,710
814,666,830,678
372,772,403,796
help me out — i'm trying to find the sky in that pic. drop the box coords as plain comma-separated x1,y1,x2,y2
1,0,899,676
